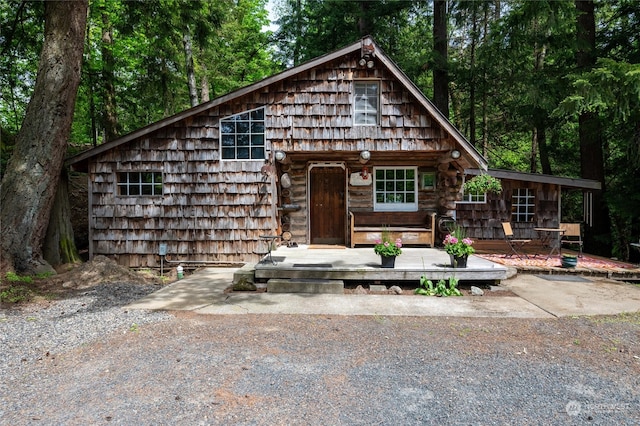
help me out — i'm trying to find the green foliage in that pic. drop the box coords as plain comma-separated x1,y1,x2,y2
67,0,278,146
5,271,33,284
0,1,45,134
0,285,33,303
463,174,502,194
415,276,462,297
1,272,35,303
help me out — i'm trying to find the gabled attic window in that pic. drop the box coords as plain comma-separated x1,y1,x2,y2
220,107,265,160
354,81,379,126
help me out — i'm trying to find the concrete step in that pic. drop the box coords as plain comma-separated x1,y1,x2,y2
267,278,344,294
233,263,255,285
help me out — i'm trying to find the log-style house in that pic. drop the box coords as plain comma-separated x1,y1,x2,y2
67,36,599,268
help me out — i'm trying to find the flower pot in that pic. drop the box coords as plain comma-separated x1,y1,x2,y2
561,256,578,268
380,255,396,268
449,254,468,268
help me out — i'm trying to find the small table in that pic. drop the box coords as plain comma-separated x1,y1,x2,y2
534,228,565,259
259,235,280,264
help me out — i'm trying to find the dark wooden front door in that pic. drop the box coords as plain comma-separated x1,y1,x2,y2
310,166,346,245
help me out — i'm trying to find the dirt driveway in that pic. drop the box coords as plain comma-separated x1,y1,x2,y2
3,311,639,425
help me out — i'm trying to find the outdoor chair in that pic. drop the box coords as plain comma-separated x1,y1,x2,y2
560,223,584,257
501,222,531,259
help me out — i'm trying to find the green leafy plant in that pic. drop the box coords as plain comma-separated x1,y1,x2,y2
463,173,502,194
374,229,403,257
415,275,462,297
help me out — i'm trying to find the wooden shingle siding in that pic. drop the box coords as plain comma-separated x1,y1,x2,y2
456,180,560,241
85,49,458,267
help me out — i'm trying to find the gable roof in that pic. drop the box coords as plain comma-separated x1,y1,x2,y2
67,36,487,171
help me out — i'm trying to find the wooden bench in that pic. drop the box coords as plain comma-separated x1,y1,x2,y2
349,210,436,248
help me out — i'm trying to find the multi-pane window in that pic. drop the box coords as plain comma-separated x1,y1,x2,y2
117,172,163,196
374,167,418,211
354,81,379,125
459,189,487,204
512,188,535,222
220,107,265,160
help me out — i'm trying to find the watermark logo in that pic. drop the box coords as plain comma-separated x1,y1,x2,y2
566,400,581,416
566,400,634,417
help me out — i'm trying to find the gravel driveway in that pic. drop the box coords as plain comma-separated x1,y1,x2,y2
1,282,639,425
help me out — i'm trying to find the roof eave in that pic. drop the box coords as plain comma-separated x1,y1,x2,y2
465,168,602,190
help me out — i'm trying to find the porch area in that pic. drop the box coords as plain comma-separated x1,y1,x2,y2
247,244,640,292
252,246,509,286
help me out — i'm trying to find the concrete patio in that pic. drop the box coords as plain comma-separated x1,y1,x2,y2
252,245,510,285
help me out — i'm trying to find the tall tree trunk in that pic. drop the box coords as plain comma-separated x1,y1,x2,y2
357,1,371,36
200,60,210,103
481,1,491,157
531,39,548,174
293,0,302,66
85,16,98,147
0,0,88,274
576,0,610,256
183,27,199,107
539,125,552,175
433,0,449,118
43,171,80,266
101,5,119,141
530,127,539,173
468,3,478,145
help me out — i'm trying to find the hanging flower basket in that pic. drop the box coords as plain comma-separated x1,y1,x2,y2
463,173,502,194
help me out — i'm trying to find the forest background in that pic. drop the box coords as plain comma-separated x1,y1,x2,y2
1,0,638,272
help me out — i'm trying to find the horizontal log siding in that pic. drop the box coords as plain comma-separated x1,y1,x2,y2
456,180,559,241
88,52,455,266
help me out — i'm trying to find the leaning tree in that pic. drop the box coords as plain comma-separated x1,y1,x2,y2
0,0,88,273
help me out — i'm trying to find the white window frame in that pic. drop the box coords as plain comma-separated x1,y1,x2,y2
373,166,418,212
512,188,535,222
117,171,163,196
354,81,380,126
458,190,487,204
220,106,265,161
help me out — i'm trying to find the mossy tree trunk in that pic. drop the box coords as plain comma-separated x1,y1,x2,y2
43,171,80,267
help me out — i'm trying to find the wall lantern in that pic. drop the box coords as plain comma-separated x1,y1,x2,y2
358,58,367,67
359,150,371,164
450,149,461,159
274,150,287,162
366,60,375,69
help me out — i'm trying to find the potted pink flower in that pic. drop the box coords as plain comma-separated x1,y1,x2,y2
374,230,402,268
443,227,474,268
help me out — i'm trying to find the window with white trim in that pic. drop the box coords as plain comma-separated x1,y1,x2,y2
354,81,379,125
459,189,487,204
374,167,418,211
512,188,535,222
118,172,163,196
220,107,265,160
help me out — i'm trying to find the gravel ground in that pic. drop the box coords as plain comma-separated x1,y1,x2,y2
1,283,639,425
